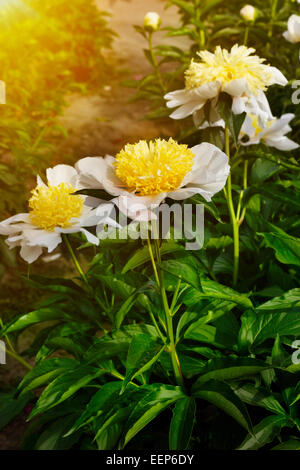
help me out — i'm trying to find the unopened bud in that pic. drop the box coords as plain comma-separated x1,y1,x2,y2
144,12,161,32
240,5,256,22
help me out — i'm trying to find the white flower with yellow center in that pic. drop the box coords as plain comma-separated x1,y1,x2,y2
239,113,299,151
0,164,115,263
76,138,230,221
165,45,287,127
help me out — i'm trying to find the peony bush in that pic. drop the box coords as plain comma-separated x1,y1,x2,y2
0,0,300,451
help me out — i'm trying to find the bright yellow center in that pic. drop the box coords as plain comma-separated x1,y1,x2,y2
249,114,263,136
185,44,274,95
114,138,195,196
29,183,84,231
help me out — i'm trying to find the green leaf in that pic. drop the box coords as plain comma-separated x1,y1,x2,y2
0,308,69,336
217,93,246,144
238,307,300,350
233,383,287,416
18,358,78,395
192,380,252,432
256,289,300,312
122,241,185,274
34,415,81,450
0,391,33,431
169,0,194,15
169,397,196,450
251,158,280,184
122,384,185,447
259,232,300,267
272,439,300,450
162,260,252,308
86,324,159,365
29,365,105,419
121,334,165,393
237,415,289,450
193,357,270,387
94,408,129,448
66,382,123,436
74,188,114,201
184,324,236,350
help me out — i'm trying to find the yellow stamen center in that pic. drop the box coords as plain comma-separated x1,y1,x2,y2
185,44,274,95
29,183,84,231
114,138,195,196
249,114,263,136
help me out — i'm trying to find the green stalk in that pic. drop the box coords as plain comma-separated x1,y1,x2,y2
4,346,33,371
243,26,249,46
63,234,107,333
225,127,240,287
148,32,166,93
63,234,89,286
153,240,185,390
237,160,249,224
160,272,185,390
266,0,278,54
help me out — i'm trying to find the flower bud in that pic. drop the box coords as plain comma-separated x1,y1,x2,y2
143,12,161,32
240,5,256,22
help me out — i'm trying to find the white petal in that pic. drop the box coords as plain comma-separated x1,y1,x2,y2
265,136,299,151
75,156,106,189
46,164,78,187
23,229,62,253
269,66,288,86
0,213,30,235
115,194,166,221
223,78,248,97
20,244,43,263
170,101,205,120
80,228,100,246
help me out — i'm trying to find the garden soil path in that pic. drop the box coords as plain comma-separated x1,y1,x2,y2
0,0,187,450
57,0,189,160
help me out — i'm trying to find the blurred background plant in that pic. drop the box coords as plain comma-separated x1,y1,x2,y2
0,0,116,282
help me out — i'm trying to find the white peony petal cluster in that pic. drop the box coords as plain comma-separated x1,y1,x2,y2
0,165,115,263
0,139,230,263
239,114,299,151
165,45,287,129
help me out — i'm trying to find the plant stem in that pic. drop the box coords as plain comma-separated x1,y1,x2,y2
153,240,185,390
160,272,185,390
225,127,239,286
147,237,160,287
266,0,278,54
148,32,166,93
63,234,107,332
63,234,89,286
0,317,15,353
237,160,249,224
4,347,33,371
243,26,249,46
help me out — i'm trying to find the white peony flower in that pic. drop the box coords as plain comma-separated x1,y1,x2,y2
0,164,115,263
240,5,256,22
76,139,230,222
143,12,161,32
283,15,300,43
239,113,299,151
165,45,287,127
